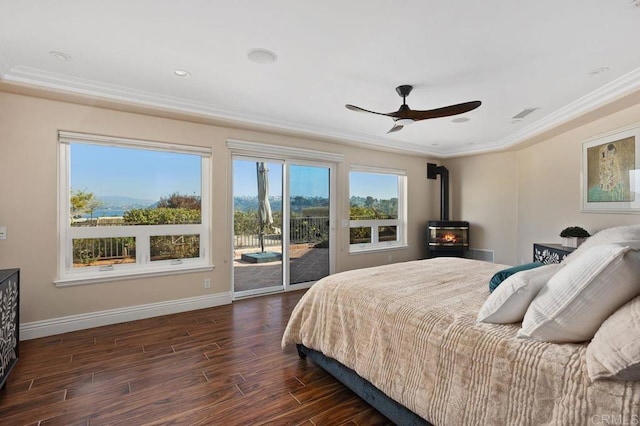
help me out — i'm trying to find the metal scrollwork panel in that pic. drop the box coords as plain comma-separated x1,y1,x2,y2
0,277,18,380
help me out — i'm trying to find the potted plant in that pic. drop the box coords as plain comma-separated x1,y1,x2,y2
559,226,590,248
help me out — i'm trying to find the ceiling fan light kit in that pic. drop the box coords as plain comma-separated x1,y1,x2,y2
346,84,481,134
394,118,415,126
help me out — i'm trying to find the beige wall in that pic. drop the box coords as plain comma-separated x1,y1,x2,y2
0,90,438,324
5,86,637,326
444,151,519,265
445,101,640,266
515,102,640,264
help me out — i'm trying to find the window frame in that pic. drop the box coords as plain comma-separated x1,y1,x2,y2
56,131,213,286
349,165,407,253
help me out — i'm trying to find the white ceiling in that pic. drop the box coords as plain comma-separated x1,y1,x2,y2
1,0,640,157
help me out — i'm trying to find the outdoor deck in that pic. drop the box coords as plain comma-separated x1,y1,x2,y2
234,245,329,292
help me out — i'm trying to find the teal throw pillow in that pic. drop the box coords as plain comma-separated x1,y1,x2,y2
489,262,544,293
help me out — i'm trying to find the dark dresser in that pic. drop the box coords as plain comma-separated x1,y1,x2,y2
533,243,576,264
0,268,19,390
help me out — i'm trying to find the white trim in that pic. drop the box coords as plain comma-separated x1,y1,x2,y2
233,286,284,300
20,292,232,340
229,152,337,296
227,139,344,163
57,133,212,282
349,244,409,255
350,164,407,176
493,67,640,151
59,131,212,156
349,168,407,252
54,265,215,287
283,160,337,291
436,67,640,158
5,66,423,154
5,65,640,157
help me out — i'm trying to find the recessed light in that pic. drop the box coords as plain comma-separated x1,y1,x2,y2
452,117,470,123
631,0,640,8
49,51,71,61
173,69,191,78
247,48,277,64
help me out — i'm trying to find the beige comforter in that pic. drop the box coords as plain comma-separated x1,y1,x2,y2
282,257,640,425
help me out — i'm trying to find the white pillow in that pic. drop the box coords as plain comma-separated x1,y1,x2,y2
477,263,562,324
518,243,640,343
563,224,640,265
586,295,640,381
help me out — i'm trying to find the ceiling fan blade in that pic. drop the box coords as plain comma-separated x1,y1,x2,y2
347,85,483,134
345,104,394,117
407,100,482,121
387,124,404,134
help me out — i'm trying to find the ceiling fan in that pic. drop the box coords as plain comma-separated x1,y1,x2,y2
346,85,481,134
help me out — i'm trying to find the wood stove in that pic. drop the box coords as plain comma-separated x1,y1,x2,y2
427,163,469,258
428,220,469,257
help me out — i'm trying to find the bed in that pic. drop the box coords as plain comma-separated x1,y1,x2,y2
282,256,640,425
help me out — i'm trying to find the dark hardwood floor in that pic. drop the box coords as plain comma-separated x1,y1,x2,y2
0,290,393,425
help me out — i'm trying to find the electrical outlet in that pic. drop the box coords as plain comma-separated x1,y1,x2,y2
204,278,211,289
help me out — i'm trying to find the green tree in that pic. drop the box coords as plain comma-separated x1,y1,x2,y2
123,208,201,225
364,196,375,207
122,193,202,261
70,188,104,223
349,205,378,220
157,192,201,210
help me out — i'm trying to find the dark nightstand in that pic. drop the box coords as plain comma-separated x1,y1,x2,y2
533,243,576,264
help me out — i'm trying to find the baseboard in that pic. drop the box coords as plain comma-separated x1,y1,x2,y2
20,292,233,340
465,248,495,263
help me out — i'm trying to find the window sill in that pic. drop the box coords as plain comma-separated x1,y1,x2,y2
349,244,409,255
54,264,215,287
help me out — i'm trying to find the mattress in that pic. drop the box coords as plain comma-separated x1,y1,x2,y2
282,257,640,425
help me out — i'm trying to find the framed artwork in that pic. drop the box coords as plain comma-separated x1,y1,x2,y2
582,123,640,213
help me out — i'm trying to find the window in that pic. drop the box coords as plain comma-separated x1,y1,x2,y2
349,166,407,252
57,132,211,285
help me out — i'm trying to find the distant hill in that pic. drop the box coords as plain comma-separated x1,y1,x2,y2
234,195,328,214
98,195,156,209
94,195,333,215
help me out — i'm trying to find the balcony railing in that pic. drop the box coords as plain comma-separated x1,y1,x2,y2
72,216,331,263
234,216,329,249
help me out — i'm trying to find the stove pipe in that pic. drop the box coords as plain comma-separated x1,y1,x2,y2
427,163,449,221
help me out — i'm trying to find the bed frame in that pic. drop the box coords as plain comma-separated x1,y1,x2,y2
296,344,432,426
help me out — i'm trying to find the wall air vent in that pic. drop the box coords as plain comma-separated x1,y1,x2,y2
512,108,539,120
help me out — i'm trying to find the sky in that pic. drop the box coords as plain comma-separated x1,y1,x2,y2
70,143,201,201
232,161,396,199
71,144,397,202
233,160,332,198
349,171,398,199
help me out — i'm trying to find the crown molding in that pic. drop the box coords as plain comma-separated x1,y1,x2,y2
3,66,436,157
490,66,640,153
4,64,640,159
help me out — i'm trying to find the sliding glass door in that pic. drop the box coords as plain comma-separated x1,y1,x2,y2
288,163,330,286
232,157,334,298
233,158,284,297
